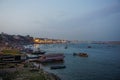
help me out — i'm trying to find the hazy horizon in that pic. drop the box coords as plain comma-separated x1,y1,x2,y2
0,0,120,41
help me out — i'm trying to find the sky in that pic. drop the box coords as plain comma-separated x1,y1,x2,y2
0,0,120,41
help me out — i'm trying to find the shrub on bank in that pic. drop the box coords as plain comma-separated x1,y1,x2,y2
29,74,46,80
1,49,21,55
0,71,18,80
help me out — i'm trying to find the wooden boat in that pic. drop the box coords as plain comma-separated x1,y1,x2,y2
26,54,39,59
32,51,46,55
37,53,64,63
87,46,92,48
73,52,88,57
79,53,88,57
33,48,46,55
50,65,66,69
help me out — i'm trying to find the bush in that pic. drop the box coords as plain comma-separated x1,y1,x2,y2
0,72,17,80
1,49,20,55
29,75,46,80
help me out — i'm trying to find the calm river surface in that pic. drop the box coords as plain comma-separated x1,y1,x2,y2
28,43,120,80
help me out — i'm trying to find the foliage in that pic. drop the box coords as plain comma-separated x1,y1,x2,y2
29,74,46,80
0,34,2,43
1,49,20,55
0,72,17,80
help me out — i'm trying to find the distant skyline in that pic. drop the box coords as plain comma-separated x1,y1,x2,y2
0,0,120,41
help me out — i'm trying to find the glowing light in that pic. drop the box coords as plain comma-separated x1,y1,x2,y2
34,38,39,42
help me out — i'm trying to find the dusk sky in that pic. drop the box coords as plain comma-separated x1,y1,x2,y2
0,0,120,41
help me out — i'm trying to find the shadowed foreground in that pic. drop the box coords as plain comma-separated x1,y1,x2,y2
0,63,61,80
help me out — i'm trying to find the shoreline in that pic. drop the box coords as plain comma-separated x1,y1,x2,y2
0,62,61,80
0,41,62,80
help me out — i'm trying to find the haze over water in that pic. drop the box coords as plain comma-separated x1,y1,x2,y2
0,0,120,41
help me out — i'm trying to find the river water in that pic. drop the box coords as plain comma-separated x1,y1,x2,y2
28,43,120,80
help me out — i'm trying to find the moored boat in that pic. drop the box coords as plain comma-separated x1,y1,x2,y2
26,53,39,59
79,53,88,57
32,51,46,55
50,65,66,69
73,52,88,57
37,53,65,63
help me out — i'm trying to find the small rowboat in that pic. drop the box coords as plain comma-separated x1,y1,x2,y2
50,65,66,69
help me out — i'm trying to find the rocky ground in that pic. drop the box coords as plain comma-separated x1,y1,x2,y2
0,62,61,80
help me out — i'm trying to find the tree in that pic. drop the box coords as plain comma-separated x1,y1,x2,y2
0,34,3,43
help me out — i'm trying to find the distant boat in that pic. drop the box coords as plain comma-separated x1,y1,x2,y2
79,53,88,57
32,47,46,55
73,52,88,57
50,65,66,69
64,44,68,49
65,46,67,49
32,51,46,55
87,46,92,48
26,54,39,59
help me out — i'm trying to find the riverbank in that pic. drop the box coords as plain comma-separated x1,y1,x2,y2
0,62,61,80
0,41,62,80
